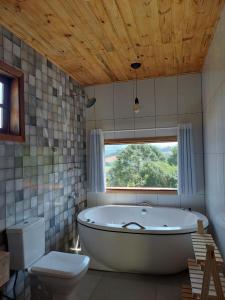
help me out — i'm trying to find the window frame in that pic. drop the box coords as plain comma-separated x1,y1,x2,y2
0,60,25,142
104,136,178,194
0,74,11,133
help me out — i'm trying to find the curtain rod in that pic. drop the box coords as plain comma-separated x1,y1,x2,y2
104,127,178,133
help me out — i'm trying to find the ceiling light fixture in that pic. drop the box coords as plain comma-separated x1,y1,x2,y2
131,62,141,114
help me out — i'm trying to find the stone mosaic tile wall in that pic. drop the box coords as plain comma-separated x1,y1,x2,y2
0,25,87,252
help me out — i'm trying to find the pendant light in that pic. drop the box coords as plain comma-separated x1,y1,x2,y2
131,62,141,114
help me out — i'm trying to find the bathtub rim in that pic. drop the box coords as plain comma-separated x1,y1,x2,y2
77,205,208,235
78,221,206,236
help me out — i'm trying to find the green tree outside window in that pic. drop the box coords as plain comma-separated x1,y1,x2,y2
105,143,178,188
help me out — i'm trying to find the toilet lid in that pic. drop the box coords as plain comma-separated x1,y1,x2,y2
31,251,90,279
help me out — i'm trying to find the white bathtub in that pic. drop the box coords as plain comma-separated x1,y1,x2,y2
78,205,208,274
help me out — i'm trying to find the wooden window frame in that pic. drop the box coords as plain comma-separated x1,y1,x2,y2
0,75,11,133
0,60,25,142
104,136,178,194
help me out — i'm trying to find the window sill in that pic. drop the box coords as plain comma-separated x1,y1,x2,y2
0,133,25,143
106,187,177,195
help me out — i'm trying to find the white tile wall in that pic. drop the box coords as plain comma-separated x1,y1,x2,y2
95,84,114,120
85,72,204,212
155,76,178,115
202,6,225,258
115,118,134,130
156,114,178,128
114,81,134,119
178,73,202,114
158,194,181,208
155,127,177,137
86,120,96,132
115,130,134,139
87,192,206,214
134,128,156,138
134,116,155,130
180,194,205,214
95,119,114,131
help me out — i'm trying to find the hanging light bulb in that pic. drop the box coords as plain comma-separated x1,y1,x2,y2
133,97,140,114
131,62,141,114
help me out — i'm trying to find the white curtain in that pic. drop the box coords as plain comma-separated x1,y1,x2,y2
178,123,197,195
88,129,106,192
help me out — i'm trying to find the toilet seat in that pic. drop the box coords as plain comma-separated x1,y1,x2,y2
31,251,90,279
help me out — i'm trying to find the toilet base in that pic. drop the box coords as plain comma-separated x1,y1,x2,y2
52,291,77,300
30,274,51,300
30,274,79,300
29,263,89,300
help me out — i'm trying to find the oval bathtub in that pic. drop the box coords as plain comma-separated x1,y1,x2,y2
78,205,208,274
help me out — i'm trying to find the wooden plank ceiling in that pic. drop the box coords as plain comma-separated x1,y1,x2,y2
0,0,224,86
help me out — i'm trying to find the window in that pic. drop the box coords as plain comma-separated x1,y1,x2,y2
0,61,25,142
104,137,178,193
0,75,11,131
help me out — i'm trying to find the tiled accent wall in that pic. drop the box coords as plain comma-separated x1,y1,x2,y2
202,6,225,258
85,74,205,213
0,25,86,252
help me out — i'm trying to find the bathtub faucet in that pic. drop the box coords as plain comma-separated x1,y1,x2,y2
137,201,153,207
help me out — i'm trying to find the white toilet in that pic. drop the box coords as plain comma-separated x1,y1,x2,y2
7,217,90,300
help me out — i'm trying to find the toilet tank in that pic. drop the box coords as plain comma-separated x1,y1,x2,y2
7,217,45,270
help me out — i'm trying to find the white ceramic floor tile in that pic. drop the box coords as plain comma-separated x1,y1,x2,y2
73,270,104,300
79,271,189,300
90,272,156,300
28,269,188,300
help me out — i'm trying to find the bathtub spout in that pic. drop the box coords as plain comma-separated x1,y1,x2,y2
137,201,153,207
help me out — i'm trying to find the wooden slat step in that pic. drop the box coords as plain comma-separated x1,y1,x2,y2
181,285,195,300
191,233,224,265
188,259,225,298
191,233,214,238
193,245,220,252
192,236,214,240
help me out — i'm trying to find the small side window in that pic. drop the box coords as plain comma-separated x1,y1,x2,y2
0,61,25,142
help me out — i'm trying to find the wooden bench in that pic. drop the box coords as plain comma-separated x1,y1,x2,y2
191,233,223,267
188,258,225,298
181,284,195,299
182,220,225,300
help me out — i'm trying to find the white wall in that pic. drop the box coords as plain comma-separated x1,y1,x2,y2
202,6,225,257
85,73,205,212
